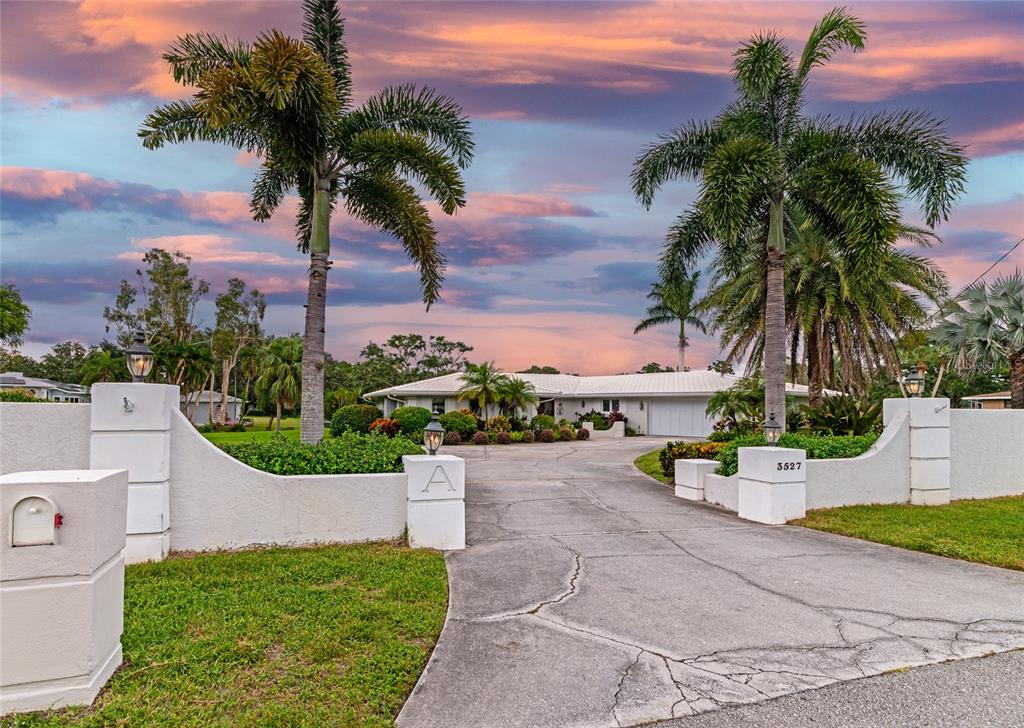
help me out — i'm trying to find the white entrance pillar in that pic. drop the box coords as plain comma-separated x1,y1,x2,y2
90,383,179,563
0,469,128,714
737,447,807,524
403,454,465,550
885,397,950,505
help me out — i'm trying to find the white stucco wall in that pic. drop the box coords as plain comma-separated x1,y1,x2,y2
804,411,911,509
168,410,406,552
950,409,1024,500
704,473,739,511
0,403,91,475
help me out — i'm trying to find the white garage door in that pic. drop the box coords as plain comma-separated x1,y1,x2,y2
648,398,715,438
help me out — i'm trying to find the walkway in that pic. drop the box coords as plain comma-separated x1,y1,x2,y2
398,438,1024,728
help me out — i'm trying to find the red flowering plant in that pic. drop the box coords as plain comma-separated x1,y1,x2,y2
368,418,401,437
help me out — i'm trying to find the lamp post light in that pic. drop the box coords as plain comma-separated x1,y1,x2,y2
125,330,154,383
764,412,782,445
423,412,445,455
904,369,924,397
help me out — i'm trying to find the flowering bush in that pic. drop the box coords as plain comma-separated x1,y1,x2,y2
471,431,490,445
608,411,627,424
659,441,729,478
368,418,400,437
575,427,590,440
538,428,555,443
495,431,511,445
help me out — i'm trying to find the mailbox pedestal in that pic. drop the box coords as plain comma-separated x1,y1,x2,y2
403,455,465,550
737,447,807,525
0,469,128,715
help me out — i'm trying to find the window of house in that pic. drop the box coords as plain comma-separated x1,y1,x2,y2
602,399,620,412
431,397,446,414
612,399,620,412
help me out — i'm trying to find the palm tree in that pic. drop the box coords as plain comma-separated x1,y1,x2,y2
497,377,539,417
932,272,1024,409
456,362,511,419
704,219,948,405
80,350,126,386
633,269,707,371
256,337,303,432
140,0,474,443
632,7,966,432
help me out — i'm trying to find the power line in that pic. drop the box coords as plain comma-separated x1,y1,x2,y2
921,235,1024,326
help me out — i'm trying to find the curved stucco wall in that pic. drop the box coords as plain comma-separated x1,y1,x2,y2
168,410,406,552
0,403,91,475
950,410,1024,500
805,411,910,509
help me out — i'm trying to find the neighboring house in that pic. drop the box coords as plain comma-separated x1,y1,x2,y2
181,392,244,425
0,372,90,402
365,370,815,438
962,391,1011,410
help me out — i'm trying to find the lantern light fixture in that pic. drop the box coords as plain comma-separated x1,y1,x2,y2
126,330,154,383
904,370,924,397
764,412,782,445
423,412,445,455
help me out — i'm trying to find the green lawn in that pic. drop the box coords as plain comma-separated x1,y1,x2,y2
13,543,447,727
201,416,328,445
796,496,1024,571
634,449,671,485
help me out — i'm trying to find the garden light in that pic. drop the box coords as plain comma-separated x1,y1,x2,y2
423,412,445,455
905,369,924,397
764,412,782,444
126,330,154,383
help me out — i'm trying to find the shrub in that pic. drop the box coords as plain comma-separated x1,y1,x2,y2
486,415,512,433
530,414,556,431
330,404,382,435
440,409,478,440
495,431,511,445
557,426,575,441
509,417,528,432
715,432,880,476
219,432,422,475
521,429,535,443
575,427,590,440
471,431,490,445
509,431,524,443
608,411,627,424
538,428,555,443
368,418,400,437
659,441,729,478
707,429,735,442
0,388,46,403
575,409,610,430
443,431,462,446
801,395,882,436
391,406,433,435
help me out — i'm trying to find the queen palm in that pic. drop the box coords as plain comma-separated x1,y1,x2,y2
497,377,539,416
256,337,303,432
932,272,1024,409
632,7,966,432
633,269,707,371
456,362,511,419
140,0,473,443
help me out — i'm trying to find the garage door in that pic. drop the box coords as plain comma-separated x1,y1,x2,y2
648,398,715,438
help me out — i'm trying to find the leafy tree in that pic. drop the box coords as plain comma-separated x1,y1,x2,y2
456,361,511,418
637,362,675,373
632,8,966,431
256,337,303,432
0,350,40,376
324,333,473,397
707,360,735,374
140,0,474,443
517,365,560,374
212,278,266,423
37,341,90,384
497,377,539,415
633,269,707,371
932,272,1024,408
0,284,31,349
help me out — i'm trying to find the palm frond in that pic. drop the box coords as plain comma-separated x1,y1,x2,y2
632,121,724,208
732,32,793,102
797,7,865,81
163,33,251,86
301,0,352,105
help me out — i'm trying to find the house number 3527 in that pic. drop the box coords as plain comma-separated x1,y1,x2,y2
777,462,801,471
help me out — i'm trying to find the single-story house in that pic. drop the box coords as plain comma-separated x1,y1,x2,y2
181,392,244,425
962,391,1012,410
365,370,815,438
0,372,90,402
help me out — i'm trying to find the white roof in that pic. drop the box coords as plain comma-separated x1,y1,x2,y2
0,372,88,394
962,391,1010,401
181,392,244,404
365,370,814,399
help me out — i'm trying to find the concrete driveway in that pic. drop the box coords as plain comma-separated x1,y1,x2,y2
397,438,1024,728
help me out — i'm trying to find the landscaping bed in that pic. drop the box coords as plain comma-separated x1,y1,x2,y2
14,542,448,727
217,432,423,475
796,496,1024,571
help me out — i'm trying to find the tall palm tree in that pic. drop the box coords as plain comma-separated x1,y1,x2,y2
632,7,966,432
633,269,707,371
140,0,474,443
497,377,539,417
256,337,303,432
932,272,1024,409
704,219,948,405
456,362,511,419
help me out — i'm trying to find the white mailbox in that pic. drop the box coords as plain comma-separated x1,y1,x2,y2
11,496,57,546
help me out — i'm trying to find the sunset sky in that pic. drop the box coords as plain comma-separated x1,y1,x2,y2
2,0,1022,373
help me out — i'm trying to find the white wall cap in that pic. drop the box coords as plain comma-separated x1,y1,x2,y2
90,383,179,432
882,398,910,427
674,458,719,488
738,447,807,483
907,397,950,429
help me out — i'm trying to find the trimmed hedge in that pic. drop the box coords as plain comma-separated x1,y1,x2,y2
715,432,880,476
530,414,556,431
391,406,433,435
439,409,478,440
330,404,382,435
218,432,423,475
659,441,729,478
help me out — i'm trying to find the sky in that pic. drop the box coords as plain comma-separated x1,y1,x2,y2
1,0,1022,374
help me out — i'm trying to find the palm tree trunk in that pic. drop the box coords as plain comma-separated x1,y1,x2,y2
219,359,231,425
275,401,282,432
678,321,686,371
807,319,823,407
207,368,215,424
300,178,331,443
1010,351,1024,410
764,201,787,432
